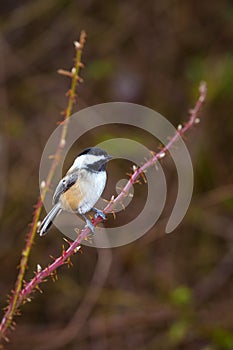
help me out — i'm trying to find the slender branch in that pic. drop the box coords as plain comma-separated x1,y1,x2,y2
0,31,86,341
105,81,207,211
5,81,207,316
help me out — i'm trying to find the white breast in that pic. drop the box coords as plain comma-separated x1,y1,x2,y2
78,170,107,214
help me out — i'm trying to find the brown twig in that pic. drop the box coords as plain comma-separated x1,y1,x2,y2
0,31,86,341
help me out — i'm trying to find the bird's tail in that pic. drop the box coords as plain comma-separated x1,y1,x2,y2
38,203,62,236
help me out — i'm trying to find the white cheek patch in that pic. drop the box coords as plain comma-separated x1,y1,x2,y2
67,155,85,173
67,154,106,173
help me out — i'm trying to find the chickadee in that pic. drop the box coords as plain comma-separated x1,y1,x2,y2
38,147,112,236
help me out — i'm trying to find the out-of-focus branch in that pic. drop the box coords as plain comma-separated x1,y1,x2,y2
0,36,9,220
3,82,206,325
0,31,86,342
35,248,112,350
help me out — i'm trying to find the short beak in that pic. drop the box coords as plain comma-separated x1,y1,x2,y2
106,155,112,161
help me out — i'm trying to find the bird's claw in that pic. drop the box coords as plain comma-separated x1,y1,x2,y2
91,207,106,220
93,209,106,220
85,219,95,234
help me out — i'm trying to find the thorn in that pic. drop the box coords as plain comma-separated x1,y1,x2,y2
134,179,141,184
149,150,156,156
112,211,116,220
102,198,110,203
50,270,58,282
177,124,182,131
74,245,81,253
65,89,72,97
66,257,73,268
61,109,67,116
199,81,207,101
189,108,195,114
158,152,166,159
140,171,147,183
4,335,10,342
40,181,46,189
63,237,72,246
77,76,84,83
57,69,73,78
35,285,43,294
195,118,200,124
37,264,42,273
74,227,81,236
84,233,93,243
22,280,27,287
61,244,66,257
71,94,77,102
126,172,133,177
74,40,82,49
120,202,126,210
57,119,66,125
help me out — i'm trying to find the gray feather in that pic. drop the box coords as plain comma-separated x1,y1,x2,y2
52,172,79,205
38,203,62,236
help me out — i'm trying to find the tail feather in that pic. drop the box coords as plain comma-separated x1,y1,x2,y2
38,203,62,236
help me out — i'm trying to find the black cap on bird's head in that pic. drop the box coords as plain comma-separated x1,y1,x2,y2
78,147,111,159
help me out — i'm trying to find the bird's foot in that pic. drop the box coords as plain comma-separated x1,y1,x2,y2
81,214,95,234
92,207,106,220
85,218,95,234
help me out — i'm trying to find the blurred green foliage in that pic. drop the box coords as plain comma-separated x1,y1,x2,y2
86,59,114,80
211,328,233,350
169,319,189,344
187,54,233,101
170,286,192,306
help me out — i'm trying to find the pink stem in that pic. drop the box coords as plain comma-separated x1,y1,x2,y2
18,81,207,306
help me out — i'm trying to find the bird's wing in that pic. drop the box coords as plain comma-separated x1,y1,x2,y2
52,172,79,205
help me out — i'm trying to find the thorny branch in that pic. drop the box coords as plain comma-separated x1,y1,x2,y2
0,31,86,342
1,80,206,343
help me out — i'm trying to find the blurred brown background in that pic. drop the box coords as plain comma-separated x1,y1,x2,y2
0,1,233,349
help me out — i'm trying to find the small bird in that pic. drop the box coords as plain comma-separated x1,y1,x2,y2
38,147,112,236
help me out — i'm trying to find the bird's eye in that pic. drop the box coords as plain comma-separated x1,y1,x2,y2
62,179,66,184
